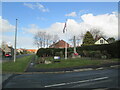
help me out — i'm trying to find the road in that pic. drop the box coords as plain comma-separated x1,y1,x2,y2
1,54,33,62
16,54,33,58
3,68,119,88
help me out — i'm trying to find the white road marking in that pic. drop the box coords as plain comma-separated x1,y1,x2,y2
110,65,119,68
74,68,93,72
44,77,108,88
96,67,104,70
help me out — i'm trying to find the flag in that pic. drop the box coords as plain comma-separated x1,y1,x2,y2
63,22,67,33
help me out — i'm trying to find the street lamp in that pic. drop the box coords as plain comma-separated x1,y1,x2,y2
14,19,18,62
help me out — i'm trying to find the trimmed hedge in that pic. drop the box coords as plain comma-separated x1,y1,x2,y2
77,40,120,58
36,40,120,58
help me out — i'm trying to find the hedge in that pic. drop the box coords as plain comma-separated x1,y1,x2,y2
36,40,120,58
76,40,120,58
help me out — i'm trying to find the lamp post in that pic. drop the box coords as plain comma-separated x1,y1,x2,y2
14,19,18,62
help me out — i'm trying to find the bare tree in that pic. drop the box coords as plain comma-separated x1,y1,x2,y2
90,28,106,38
42,32,46,47
34,31,60,48
34,31,44,48
34,35,40,49
52,34,60,43
46,34,52,48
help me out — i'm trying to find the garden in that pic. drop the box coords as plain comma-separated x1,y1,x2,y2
33,40,120,69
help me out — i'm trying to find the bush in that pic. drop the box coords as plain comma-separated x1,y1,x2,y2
77,40,120,58
36,40,120,59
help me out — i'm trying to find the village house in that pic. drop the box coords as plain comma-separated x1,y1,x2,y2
2,44,14,56
94,35,109,45
49,40,71,48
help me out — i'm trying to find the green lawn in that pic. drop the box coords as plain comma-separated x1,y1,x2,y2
2,55,34,73
35,58,119,69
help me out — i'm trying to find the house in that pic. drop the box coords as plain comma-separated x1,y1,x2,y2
2,44,14,56
94,36,108,45
49,40,71,48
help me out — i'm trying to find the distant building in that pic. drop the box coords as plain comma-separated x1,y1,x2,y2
17,48,37,54
17,48,24,53
49,40,71,48
94,36,108,45
26,49,37,53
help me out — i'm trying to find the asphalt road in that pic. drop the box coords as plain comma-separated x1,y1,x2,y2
1,54,33,61
16,54,33,58
3,68,120,88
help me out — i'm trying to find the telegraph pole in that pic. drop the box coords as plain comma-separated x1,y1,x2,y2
14,19,18,62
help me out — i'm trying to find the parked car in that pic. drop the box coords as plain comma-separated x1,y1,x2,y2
5,53,12,58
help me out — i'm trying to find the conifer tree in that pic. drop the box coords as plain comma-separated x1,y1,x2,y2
82,31,95,46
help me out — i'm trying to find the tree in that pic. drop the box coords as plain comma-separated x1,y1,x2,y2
34,31,60,48
52,35,59,43
82,31,95,46
107,37,115,43
46,34,52,48
90,28,106,38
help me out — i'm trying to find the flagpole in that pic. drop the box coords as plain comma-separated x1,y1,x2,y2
65,19,67,59
65,38,67,59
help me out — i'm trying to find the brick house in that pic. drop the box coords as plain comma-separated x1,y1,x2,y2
49,40,71,48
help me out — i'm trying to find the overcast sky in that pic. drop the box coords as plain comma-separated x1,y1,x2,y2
1,2,118,49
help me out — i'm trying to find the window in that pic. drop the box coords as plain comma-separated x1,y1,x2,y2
100,40,103,44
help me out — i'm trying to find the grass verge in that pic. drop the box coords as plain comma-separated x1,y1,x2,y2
35,58,119,69
2,55,34,73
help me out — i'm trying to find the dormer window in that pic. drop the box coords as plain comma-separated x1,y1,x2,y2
100,40,103,43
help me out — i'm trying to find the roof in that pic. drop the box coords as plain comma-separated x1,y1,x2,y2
49,40,70,48
26,49,37,52
95,35,107,41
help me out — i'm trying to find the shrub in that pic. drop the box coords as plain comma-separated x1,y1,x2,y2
36,40,120,59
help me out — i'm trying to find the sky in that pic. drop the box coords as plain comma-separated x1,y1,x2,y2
1,2,118,49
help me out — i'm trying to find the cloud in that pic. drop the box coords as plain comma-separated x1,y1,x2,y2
23,3,34,9
2,35,36,49
23,3,49,12
22,24,43,34
23,12,118,45
0,16,15,32
65,12,77,17
81,13,118,38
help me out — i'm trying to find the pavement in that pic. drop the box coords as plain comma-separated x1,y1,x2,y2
2,68,120,88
